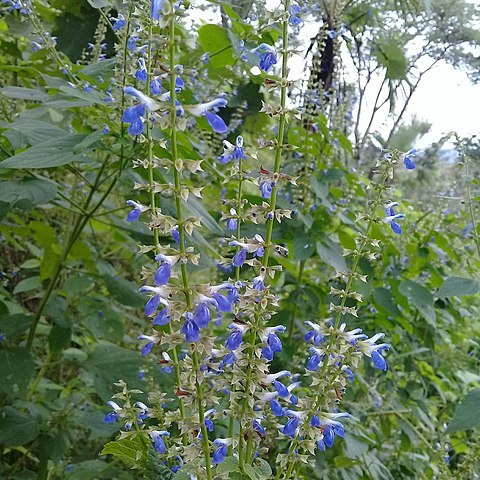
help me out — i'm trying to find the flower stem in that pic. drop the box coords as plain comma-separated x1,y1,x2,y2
168,9,212,479
239,0,290,467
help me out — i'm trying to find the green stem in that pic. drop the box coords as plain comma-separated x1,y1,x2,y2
227,154,245,455
145,16,187,444
239,0,290,467
168,10,212,478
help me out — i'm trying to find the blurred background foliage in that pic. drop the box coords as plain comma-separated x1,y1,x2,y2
1,0,480,479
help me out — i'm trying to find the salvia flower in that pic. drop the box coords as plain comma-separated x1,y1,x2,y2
185,98,228,134
150,430,169,454
253,43,277,72
259,180,274,198
110,13,126,31
225,322,248,351
103,400,121,423
151,0,164,20
288,5,302,25
384,202,405,234
403,148,417,169
138,334,156,356
135,58,148,82
212,439,229,464
125,200,148,222
182,312,200,342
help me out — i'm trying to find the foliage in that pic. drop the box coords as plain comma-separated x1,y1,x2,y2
0,0,480,479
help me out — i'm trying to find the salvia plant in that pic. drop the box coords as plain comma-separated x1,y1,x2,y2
2,0,480,479
97,1,417,478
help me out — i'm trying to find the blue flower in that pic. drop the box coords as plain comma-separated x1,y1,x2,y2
219,352,236,370
403,149,416,169
154,262,171,286
211,293,230,313
145,295,161,316
193,302,211,328
233,248,247,267
261,346,273,361
306,352,321,371
225,324,245,350
268,332,283,353
274,380,290,398
270,398,284,417
252,275,265,291
289,5,302,25
152,308,170,326
126,200,144,222
259,181,273,198
205,111,228,134
233,135,245,160
253,419,266,435
226,217,238,231
371,350,387,371
103,411,118,423
150,77,162,95
281,417,299,437
182,314,200,342
323,425,335,447
212,440,228,464
110,14,126,31
259,51,277,72
317,439,326,451
151,0,164,20
171,227,180,244
150,430,169,454
384,203,405,235
136,58,148,82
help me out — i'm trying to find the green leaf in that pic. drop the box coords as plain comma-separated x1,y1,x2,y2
3,119,67,145
0,178,57,209
72,130,104,154
0,406,39,446
399,279,436,324
244,464,259,480
101,434,148,467
49,324,72,352
256,458,272,477
0,313,31,337
13,276,42,294
446,389,480,433
86,0,112,7
374,40,408,80
1,86,49,101
374,287,400,316
103,274,144,308
293,233,315,261
316,236,346,272
0,348,35,398
0,134,89,169
146,445,174,480
198,25,235,69
216,456,240,474
437,276,480,298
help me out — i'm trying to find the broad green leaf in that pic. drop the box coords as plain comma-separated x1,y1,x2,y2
446,389,480,433
216,456,240,474
48,325,72,352
198,25,235,69
0,177,57,207
1,86,49,101
101,434,148,467
0,348,35,398
0,134,89,169
316,236,347,272
0,313,31,337
0,406,39,446
437,276,480,298
13,276,42,294
103,274,144,308
399,279,436,324
293,233,315,261
374,287,400,316
374,40,408,80
3,119,67,145
244,464,260,480
256,458,272,477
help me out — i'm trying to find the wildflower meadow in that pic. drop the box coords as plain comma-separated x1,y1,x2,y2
1,0,480,479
